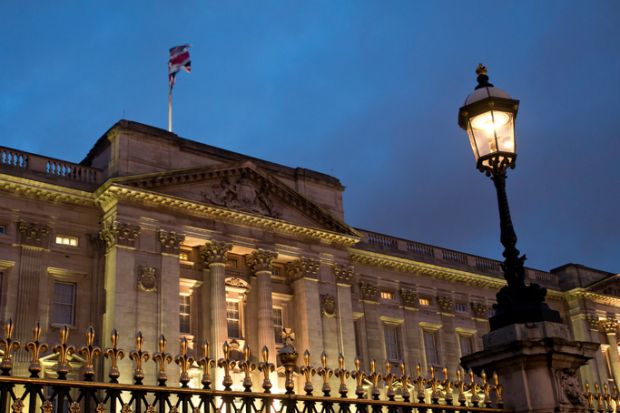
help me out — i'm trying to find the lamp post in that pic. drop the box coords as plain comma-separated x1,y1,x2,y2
458,64,561,331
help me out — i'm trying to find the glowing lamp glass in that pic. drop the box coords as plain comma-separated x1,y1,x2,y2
466,110,515,162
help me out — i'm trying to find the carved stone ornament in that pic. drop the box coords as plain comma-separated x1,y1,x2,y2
470,302,488,318
359,281,379,302
437,296,454,313
599,316,618,334
200,241,232,265
399,287,418,307
225,276,250,291
138,265,158,292
333,264,355,285
585,314,600,331
158,230,185,255
202,175,280,218
99,221,140,249
17,221,50,247
321,294,337,317
246,249,277,273
287,257,320,281
557,368,585,406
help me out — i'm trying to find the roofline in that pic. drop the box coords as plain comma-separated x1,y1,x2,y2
80,119,344,190
550,262,614,276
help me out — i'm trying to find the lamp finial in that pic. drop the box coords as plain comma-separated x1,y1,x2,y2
475,63,493,89
476,64,487,76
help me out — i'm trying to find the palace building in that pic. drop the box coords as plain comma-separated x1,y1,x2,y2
0,120,617,390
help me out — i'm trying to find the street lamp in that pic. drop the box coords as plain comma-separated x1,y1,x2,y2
458,64,561,331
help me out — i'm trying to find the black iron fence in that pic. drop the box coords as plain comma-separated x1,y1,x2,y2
0,321,510,413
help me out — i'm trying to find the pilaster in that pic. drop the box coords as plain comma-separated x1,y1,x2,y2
400,286,422,367
333,264,356,369
359,280,382,366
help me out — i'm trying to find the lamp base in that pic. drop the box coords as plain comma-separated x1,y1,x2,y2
490,283,562,331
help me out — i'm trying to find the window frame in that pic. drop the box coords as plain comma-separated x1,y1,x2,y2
273,307,285,345
422,329,441,368
179,293,191,334
383,323,403,363
51,281,76,327
55,234,79,248
226,299,243,340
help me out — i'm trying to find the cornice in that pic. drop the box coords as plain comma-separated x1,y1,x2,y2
566,288,620,307
0,173,94,206
96,184,360,248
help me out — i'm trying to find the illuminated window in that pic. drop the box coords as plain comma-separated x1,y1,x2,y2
227,301,242,339
273,308,284,344
459,334,474,356
423,330,440,367
52,282,75,325
455,302,468,313
419,297,431,306
384,324,402,361
179,251,190,261
380,291,394,300
55,235,78,247
179,294,191,334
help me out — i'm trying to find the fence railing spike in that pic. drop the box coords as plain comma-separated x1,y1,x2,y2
152,334,172,385
53,325,75,380
300,350,316,396
175,337,194,388
197,340,215,389
218,340,235,390
334,353,349,398
129,331,149,385
0,318,20,376
257,345,274,393
79,326,101,381
238,344,256,391
26,321,47,378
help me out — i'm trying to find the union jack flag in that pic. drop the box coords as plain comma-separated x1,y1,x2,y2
168,44,191,91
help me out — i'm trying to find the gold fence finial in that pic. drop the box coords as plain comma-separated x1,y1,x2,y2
197,341,216,389
257,345,274,393
429,366,441,404
152,335,172,385
0,319,20,375
26,321,48,378
129,331,149,385
104,329,124,383
53,326,75,380
442,367,453,405
383,361,396,401
492,372,503,408
469,369,480,406
218,341,236,391
317,351,333,396
351,357,366,399
79,326,101,381
400,362,411,402
456,369,467,406
481,370,491,407
368,359,381,400
175,337,194,388
414,364,426,403
238,344,256,391
334,353,349,398
300,350,316,396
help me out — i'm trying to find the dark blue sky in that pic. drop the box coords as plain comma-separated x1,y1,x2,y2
2,1,619,273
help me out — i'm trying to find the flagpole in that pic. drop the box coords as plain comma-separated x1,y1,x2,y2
168,87,173,132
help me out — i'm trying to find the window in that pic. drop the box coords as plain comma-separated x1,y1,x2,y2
179,294,191,334
55,235,78,247
423,330,440,367
227,301,242,339
455,302,468,313
0,225,5,235
419,297,431,306
384,324,402,361
52,282,75,325
459,334,474,356
179,251,190,261
273,308,284,344
380,291,394,300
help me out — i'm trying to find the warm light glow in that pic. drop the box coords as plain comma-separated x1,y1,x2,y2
470,111,510,133
419,298,431,306
55,235,78,247
467,110,515,159
380,291,394,300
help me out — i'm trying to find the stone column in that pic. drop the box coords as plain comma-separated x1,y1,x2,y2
600,317,620,385
333,264,356,370
199,241,232,357
359,281,382,365
287,258,321,355
399,287,422,367
247,249,278,364
437,295,458,372
14,221,49,376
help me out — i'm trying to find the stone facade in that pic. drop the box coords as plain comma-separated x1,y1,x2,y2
0,120,617,390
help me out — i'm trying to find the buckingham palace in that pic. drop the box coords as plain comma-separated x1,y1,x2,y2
0,120,617,391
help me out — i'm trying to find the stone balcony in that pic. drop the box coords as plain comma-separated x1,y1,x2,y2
355,228,560,291
0,145,101,190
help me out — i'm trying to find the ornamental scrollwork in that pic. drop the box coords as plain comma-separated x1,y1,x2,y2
437,296,454,313
246,249,277,273
599,316,618,334
287,258,320,282
200,241,232,265
321,294,337,317
17,221,50,247
359,281,379,302
399,287,418,307
158,230,185,255
470,302,488,318
99,221,140,249
202,175,280,219
557,368,585,406
333,264,355,285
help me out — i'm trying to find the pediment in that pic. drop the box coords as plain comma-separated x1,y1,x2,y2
116,162,356,236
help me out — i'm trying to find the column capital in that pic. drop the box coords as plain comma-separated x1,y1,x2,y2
358,280,379,302
333,264,355,285
200,241,232,266
246,249,277,273
158,230,185,255
437,295,454,314
287,257,320,281
599,317,618,334
470,302,488,319
99,220,140,250
17,221,50,248
399,287,418,308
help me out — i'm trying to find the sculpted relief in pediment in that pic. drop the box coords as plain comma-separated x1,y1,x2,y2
201,176,281,219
